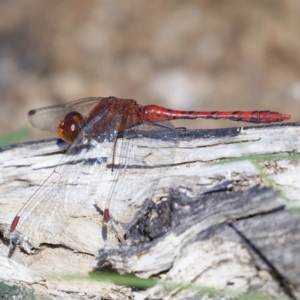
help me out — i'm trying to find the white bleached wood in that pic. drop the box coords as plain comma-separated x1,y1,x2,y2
0,123,300,299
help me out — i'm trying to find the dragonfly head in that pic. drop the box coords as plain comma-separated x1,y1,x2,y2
57,111,85,143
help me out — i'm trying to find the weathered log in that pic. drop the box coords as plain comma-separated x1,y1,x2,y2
0,122,300,299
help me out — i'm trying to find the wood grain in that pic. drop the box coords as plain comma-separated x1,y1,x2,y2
0,122,300,299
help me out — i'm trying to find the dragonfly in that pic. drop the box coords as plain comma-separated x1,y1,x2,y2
9,96,291,252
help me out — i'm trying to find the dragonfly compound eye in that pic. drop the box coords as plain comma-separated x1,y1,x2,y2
57,111,85,143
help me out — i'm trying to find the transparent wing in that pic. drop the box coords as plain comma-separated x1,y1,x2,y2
12,107,180,252
28,97,104,133
101,116,179,231
11,108,122,252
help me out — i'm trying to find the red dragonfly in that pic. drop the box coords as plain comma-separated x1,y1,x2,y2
9,96,290,252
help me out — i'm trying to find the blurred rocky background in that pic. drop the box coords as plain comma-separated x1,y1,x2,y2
0,0,299,143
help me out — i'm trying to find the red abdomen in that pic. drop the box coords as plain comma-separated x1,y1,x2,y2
141,106,291,124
